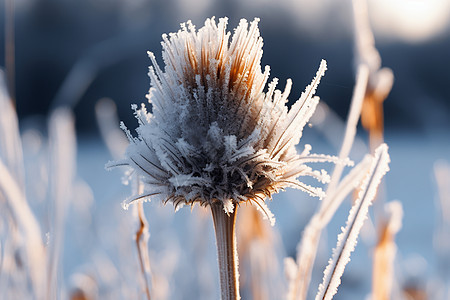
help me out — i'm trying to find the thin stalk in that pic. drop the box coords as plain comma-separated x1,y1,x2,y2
211,203,240,300
288,65,369,300
5,0,15,105
324,64,369,196
135,201,152,300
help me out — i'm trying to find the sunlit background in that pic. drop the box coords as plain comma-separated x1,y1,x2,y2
1,0,449,299
1,0,450,131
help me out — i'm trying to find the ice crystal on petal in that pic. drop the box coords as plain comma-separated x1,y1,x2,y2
113,17,336,220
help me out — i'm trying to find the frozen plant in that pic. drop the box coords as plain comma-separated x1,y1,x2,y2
316,143,391,300
110,17,341,299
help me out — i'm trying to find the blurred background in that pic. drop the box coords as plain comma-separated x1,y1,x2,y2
1,0,450,299
1,0,450,132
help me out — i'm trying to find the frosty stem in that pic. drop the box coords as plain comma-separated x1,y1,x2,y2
136,202,152,300
211,203,240,300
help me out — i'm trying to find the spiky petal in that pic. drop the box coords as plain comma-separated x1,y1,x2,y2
110,17,339,222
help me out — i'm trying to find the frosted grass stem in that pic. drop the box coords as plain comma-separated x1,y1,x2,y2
211,203,240,300
352,0,393,151
135,202,152,300
0,159,46,298
324,64,369,196
288,155,371,300
372,201,403,300
288,64,369,300
0,71,24,189
47,108,76,299
316,144,390,300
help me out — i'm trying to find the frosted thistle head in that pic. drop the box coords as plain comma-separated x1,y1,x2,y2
111,17,338,225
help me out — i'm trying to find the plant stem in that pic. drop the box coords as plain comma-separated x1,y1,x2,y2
136,202,152,300
211,203,240,300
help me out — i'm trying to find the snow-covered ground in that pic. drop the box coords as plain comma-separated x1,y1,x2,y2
68,128,449,299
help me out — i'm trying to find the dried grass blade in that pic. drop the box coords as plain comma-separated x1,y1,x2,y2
372,201,403,300
287,155,372,300
324,64,369,195
135,201,153,300
47,108,77,299
0,159,46,297
318,154,373,226
315,144,390,300
286,64,370,300
0,73,46,297
0,71,24,187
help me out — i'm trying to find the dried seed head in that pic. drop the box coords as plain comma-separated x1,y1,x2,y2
110,17,338,224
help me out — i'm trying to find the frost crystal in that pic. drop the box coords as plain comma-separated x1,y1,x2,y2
316,144,391,300
111,17,336,220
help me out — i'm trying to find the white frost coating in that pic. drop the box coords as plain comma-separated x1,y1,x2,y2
318,155,373,226
286,63,371,300
286,155,373,299
315,143,391,300
110,17,337,219
285,157,372,300
223,198,235,214
252,196,276,226
324,64,369,195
